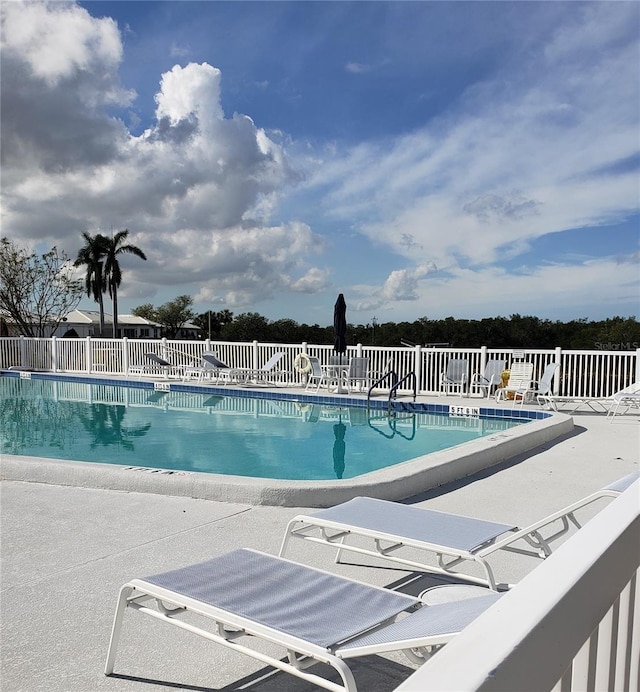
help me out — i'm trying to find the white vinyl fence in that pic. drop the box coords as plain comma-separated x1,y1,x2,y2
1,337,639,398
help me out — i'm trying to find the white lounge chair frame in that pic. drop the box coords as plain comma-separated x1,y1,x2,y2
538,381,640,415
606,382,640,421
105,548,501,692
279,472,639,591
236,351,287,386
199,353,239,384
495,362,534,402
469,359,505,398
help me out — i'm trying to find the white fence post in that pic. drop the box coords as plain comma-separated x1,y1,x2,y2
85,337,91,373
480,345,487,375
636,348,640,385
51,336,58,373
252,340,259,370
554,346,562,395
414,344,422,393
19,335,26,368
122,337,129,375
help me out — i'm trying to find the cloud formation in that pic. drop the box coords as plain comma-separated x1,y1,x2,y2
1,1,319,308
0,1,637,324
305,2,639,316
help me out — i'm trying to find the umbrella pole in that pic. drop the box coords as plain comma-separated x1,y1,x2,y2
336,352,347,394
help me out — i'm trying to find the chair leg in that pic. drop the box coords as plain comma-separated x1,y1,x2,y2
105,584,134,675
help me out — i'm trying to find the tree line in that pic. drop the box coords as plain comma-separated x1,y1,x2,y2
1,236,637,348
132,295,640,350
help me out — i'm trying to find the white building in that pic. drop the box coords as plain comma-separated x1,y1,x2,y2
51,310,162,339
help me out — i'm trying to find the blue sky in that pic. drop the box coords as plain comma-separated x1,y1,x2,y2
2,1,638,326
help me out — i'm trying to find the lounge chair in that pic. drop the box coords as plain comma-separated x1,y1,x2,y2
105,548,502,692
469,359,505,398
236,351,287,386
140,352,179,379
279,471,639,591
495,362,534,402
538,381,640,415
440,359,468,397
200,353,238,384
606,382,640,421
181,351,219,382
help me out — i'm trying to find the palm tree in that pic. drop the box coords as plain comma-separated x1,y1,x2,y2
103,230,147,338
74,232,109,336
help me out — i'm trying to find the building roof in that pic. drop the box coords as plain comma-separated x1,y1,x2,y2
64,310,161,327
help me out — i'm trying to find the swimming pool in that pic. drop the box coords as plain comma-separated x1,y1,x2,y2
0,372,572,506
2,376,527,480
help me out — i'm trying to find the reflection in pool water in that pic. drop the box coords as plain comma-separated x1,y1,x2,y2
1,377,527,481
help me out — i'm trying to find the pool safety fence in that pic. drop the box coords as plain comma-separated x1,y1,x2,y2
1,336,639,400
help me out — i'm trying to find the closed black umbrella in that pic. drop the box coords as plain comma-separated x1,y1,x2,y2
333,293,348,393
334,293,347,354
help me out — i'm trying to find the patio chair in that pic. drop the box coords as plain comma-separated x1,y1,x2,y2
236,351,287,386
345,357,370,393
440,359,468,396
495,362,534,402
279,471,639,591
305,356,329,392
524,362,560,407
105,548,502,692
469,359,505,398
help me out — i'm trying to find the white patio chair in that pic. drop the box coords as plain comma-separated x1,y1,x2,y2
469,359,505,398
280,471,639,591
495,362,534,402
524,362,560,407
345,357,370,392
440,359,468,396
305,356,329,392
105,548,502,692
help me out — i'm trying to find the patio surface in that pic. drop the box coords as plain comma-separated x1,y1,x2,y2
1,389,638,692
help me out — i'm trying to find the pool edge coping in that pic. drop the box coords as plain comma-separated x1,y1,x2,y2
1,371,573,507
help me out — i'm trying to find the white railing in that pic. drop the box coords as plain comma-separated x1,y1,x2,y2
396,480,640,691
1,337,639,397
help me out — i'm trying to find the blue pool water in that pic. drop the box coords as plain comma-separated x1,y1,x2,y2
1,377,528,481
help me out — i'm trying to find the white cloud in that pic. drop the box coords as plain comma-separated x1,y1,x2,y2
345,62,370,74
350,256,639,321
290,267,330,293
1,1,324,311
305,2,639,291
1,0,123,85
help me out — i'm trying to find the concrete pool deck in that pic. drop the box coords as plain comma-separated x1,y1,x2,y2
1,398,638,691
1,374,573,506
